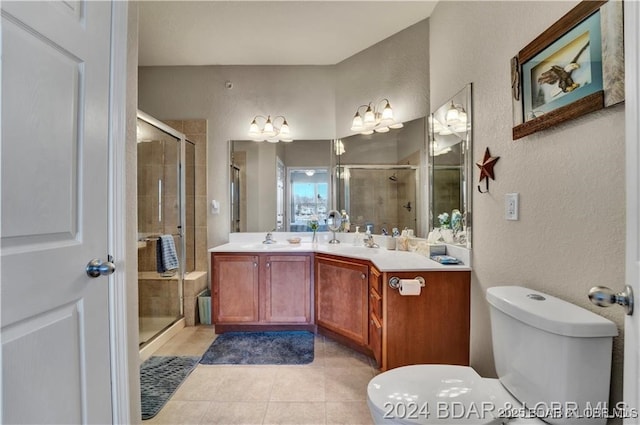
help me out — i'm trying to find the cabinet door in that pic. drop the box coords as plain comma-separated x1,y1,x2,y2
264,255,312,323
315,256,369,346
369,313,383,367
212,255,259,323
385,271,470,368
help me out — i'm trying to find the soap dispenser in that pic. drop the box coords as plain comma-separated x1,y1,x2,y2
353,226,361,246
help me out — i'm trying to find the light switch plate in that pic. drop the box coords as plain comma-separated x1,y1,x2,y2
505,193,519,220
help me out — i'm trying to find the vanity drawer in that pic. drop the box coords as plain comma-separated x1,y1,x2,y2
369,287,382,319
369,265,382,293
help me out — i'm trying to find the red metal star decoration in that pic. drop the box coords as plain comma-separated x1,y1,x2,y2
476,147,499,193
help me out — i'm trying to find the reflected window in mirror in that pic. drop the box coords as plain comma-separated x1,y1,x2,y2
429,83,472,247
229,139,334,233
288,168,330,232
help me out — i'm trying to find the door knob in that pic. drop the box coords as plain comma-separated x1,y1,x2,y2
86,258,116,278
588,285,634,315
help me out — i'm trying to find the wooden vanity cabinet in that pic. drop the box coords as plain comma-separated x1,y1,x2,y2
211,253,312,330
264,254,311,323
212,254,259,323
315,254,369,347
380,270,471,370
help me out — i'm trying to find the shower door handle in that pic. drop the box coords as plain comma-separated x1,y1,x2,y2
86,258,116,278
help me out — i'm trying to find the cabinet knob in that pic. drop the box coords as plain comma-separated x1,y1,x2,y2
266,262,271,268
361,273,366,280
253,262,258,267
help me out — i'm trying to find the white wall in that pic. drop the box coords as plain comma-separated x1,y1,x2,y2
138,66,336,246
335,19,429,138
429,0,626,405
138,20,430,248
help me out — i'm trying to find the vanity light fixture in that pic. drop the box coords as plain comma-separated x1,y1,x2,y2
248,115,292,143
430,140,452,157
445,102,469,133
350,99,404,135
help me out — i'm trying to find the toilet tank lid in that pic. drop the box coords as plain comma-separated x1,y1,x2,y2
486,286,618,337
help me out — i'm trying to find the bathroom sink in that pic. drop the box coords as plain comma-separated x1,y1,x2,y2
240,242,305,251
329,246,381,256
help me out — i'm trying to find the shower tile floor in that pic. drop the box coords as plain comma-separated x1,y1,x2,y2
145,325,377,424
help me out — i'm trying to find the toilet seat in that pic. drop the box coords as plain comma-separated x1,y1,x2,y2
367,365,545,425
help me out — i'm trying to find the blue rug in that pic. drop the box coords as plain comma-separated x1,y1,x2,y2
200,331,314,365
140,356,200,420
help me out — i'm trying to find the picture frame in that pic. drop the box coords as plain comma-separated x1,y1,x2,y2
511,0,624,140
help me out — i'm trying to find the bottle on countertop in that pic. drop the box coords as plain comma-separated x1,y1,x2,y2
353,226,362,246
341,210,350,232
396,228,409,251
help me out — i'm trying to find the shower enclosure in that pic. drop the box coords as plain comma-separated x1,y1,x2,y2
136,111,195,347
337,165,418,234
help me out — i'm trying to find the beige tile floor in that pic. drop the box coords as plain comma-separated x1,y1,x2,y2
145,326,377,425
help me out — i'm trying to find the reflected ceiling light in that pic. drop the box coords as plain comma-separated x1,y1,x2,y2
334,139,345,156
445,101,460,124
350,98,403,135
305,170,316,176
445,102,468,129
248,115,292,143
431,140,452,156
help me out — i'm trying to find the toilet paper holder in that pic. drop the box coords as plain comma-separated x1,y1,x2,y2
389,276,425,289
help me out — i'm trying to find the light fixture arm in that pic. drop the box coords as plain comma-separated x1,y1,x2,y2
248,114,292,143
350,98,401,134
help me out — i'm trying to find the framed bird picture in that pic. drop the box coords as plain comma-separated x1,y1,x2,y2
511,0,624,140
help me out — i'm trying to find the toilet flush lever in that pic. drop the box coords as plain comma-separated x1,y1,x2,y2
588,285,634,315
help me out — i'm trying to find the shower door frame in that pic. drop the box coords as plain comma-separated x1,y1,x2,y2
136,110,187,338
337,164,421,235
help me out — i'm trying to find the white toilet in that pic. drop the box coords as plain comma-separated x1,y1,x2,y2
367,286,618,425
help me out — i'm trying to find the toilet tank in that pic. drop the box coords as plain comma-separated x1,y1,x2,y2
486,286,618,425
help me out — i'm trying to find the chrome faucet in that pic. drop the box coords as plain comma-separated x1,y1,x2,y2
364,234,379,248
263,231,277,244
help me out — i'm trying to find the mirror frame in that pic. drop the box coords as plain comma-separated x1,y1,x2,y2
428,83,473,247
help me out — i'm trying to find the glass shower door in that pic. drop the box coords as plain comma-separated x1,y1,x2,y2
137,115,184,346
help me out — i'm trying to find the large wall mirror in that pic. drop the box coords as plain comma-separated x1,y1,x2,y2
229,116,427,236
229,139,334,232
429,83,472,247
336,117,426,237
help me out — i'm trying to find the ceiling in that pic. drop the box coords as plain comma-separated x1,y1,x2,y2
138,1,438,66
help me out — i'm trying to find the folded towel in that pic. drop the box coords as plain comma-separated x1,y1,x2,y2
159,235,179,272
156,237,165,273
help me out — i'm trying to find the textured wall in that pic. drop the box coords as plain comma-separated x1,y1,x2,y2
335,19,429,138
138,66,336,247
139,20,430,248
429,0,626,406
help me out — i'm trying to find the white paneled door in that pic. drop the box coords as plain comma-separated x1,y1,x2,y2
1,1,114,423
626,1,640,421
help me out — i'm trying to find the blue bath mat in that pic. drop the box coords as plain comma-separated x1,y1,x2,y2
199,331,314,365
140,356,200,420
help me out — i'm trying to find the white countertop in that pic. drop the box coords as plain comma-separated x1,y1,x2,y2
209,233,471,272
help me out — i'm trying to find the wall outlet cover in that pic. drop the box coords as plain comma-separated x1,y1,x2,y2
505,193,519,220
